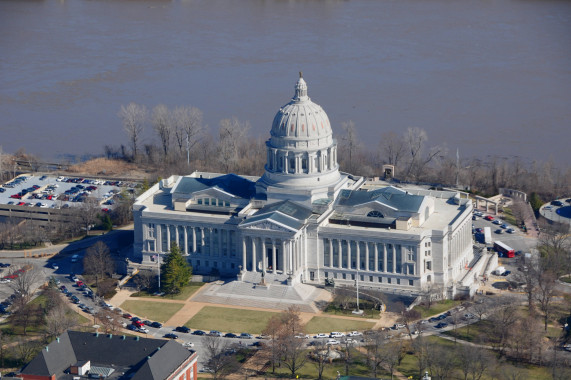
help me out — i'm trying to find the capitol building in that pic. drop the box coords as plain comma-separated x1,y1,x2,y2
133,75,476,298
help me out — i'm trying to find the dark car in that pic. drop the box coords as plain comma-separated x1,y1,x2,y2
501,270,511,276
122,313,133,320
175,326,191,333
164,333,179,339
192,330,206,336
551,200,563,206
127,324,138,331
428,317,438,323
143,320,152,326
224,333,238,338
151,322,163,328
240,333,253,339
435,322,448,329
131,317,141,323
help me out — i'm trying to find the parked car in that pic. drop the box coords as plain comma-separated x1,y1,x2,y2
326,339,341,345
435,322,448,329
164,333,178,339
224,333,238,338
392,324,405,330
314,333,328,338
329,332,345,338
492,219,502,225
484,215,495,221
240,333,253,339
347,331,363,337
175,326,191,333
192,330,206,336
150,322,163,328
209,330,223,337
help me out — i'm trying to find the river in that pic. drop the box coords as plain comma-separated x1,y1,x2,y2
1,0,570,164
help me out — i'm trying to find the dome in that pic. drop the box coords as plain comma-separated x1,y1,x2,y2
270,74,333,144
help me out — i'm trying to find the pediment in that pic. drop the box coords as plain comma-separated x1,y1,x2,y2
242,220,296,233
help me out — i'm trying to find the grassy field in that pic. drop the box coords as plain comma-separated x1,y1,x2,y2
442,319,493,342
120,300,184,323
415,299,463,319
131,282,205,301
304,316,375,334
185,306,277,334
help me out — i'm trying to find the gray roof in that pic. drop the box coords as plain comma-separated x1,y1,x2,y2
20,331,195,380
240,200,313,231
173,174,255,199
337,186,424,212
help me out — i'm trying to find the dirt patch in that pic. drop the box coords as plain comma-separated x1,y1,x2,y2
65,158,148,179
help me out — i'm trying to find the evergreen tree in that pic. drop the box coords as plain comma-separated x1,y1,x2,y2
161,243,192,294
529,192,543,212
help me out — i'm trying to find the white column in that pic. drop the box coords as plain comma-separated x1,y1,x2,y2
365,242,369,271
209,228,214,256
328,239,333,267
192,227,196,253
282,240,287,272
218,229,222,257
166,225,171,251
348,240,352,269
175,226,179,249
272,240,277,272
242,237,247,271
392,244,396,273
337,240,342,269
184,227,188,255
383,243,387,273
355,241,360,270
252,237,257,272
262,239,267,274
374,243,378,272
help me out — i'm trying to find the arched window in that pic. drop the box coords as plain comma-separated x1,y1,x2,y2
367,210,384,218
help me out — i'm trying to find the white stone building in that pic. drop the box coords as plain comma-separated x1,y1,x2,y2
133,75,475,297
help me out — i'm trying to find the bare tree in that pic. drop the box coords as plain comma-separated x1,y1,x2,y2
152,104,173,157
217,117,250,172
75,198,100,236
45,303,78,337
381,340,405,380
456,345,493,380
486,297,519,356
118,102,148,159
172,106,204,161
412,335,431,379
203,335,237,380
311,340,329,380
133,269,157,292
427,343,457,380
365,330,386,378
96,308,123,334
276,306,307,377
340,120,360,173
262,314,284,374
397,307,421,340
8,263,43,303
379,131,405,168
535,269,558,331
84,241,114,297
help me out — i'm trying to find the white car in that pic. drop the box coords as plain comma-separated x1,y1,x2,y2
295,334,310,339
329,332,345,338
183,342,195,348
326,339,341,346
344,338,358,344
314,333,328,338
347,331,362,337
138,327,149,334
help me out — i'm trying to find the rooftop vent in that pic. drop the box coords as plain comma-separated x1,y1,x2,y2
108,334,112,339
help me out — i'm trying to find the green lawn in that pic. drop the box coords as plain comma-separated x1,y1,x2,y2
185,306,277,334
120,300,184,323
416,299,463,319
304,316,375,334
131,282,205,301
442,319,493,342
165,282,204,300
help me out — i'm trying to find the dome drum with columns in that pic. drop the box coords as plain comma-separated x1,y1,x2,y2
257,73,346,204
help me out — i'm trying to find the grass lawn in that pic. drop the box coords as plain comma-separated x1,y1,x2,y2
416,299,463,319
442,319,493,342
502,208,518,226
165,282,205,301
120,300,184,323
304,316,375,334
185,306,277,334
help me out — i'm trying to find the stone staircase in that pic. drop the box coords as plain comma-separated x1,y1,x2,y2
191,273,323,313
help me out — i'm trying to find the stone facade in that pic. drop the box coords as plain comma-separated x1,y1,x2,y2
133,76,474,297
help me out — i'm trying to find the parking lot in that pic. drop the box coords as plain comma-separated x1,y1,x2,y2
0,174,138,212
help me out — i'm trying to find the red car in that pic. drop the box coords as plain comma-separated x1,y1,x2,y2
132,320,144,328
76,281,84,287
123,313,133,320
484,215,495,221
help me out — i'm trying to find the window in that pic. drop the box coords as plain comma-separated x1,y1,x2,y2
204,198,209,205
426,250,431,256
325,272,329,278
206,260,209,267
426,261,432,271
148,241,155,252
409,279,414,286
378,277,382,283
225,201,230,207
367,210,384,218
231,263,235,269
197,199,202,205
342,273,346,279
387,278,391,284
196,260,200,267
147,223,155,238
396,279,400,285
302,159,307,170
351,274,355,280
369,276,373,282
211,198,216,206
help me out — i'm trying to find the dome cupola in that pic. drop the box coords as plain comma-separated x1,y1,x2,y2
256,74,344,205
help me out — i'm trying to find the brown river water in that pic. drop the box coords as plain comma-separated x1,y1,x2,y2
0,0,570,164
